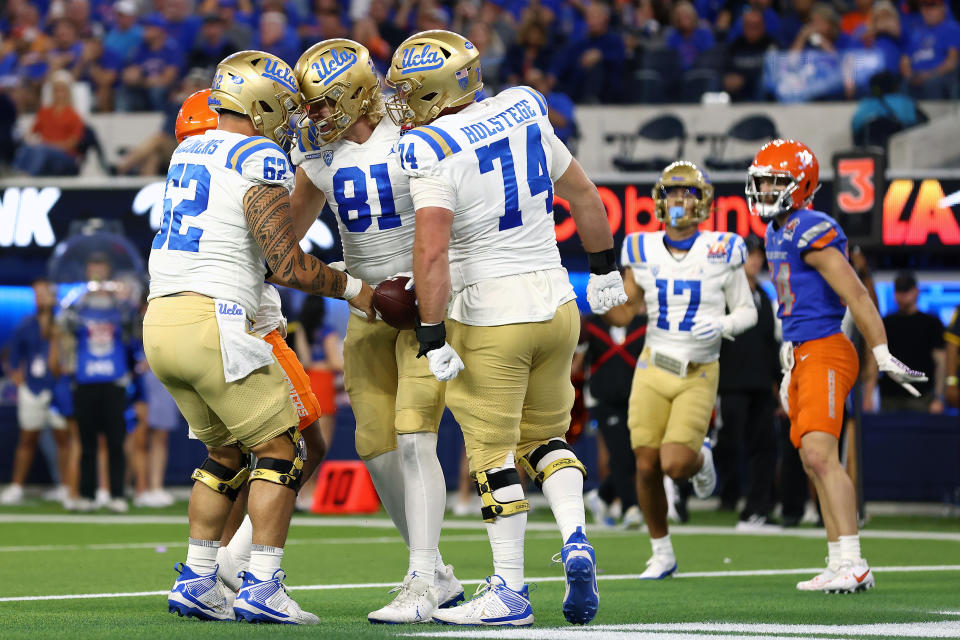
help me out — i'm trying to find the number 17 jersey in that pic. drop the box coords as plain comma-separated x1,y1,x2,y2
765,208,848,343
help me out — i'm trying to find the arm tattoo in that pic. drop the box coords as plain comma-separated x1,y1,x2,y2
243,184,347,298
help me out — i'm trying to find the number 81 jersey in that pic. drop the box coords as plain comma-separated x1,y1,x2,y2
621,230,749,364
291,119,414,287
148,130,295,319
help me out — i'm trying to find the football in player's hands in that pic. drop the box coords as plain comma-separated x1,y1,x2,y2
373,276,418,330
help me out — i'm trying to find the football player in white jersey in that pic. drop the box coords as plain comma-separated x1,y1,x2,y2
144,51,375,625
385,30,627,627
607,161,757,580
286,40,463,624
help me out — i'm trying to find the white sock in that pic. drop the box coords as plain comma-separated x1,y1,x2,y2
535,441,586,542
365,449,409,546
248,544,284,581
484,453,526,591
838,534,862,564
827,540,842,569
650,534,674,559
398,432,445,586
186,538,220,575
225,514,253,569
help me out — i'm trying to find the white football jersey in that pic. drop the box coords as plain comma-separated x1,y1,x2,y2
148,130,294,318
291,118,415,287
621,231,751,363
395,86,575,324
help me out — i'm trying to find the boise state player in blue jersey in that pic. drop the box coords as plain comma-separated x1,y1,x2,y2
746,139,926,594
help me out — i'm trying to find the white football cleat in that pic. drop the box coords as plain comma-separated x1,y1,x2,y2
796,559,838,591
168,563,236,621
0,484,24,505
368,573,437,624
639,554,677,580
216,546,244,592
821,561,875,594
692,438,717,499
431,575,533,627
435,564,465,608
622,505,642,530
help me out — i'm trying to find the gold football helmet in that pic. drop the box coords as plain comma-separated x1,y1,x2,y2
384,30,483,127
293,39,383,145
210,50,300,147
653,161,714,228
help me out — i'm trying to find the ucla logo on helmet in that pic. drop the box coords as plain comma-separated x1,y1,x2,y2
262,58,298,93
400,44,444,73
312,48,358,86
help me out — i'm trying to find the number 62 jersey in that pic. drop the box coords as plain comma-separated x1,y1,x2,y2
621,230,756,364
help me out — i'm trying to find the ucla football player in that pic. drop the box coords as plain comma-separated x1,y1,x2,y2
145,51,374,625
610,161,757,580
170,88,333,603
747,139,925,593
286,39,464,624
386,29,627,626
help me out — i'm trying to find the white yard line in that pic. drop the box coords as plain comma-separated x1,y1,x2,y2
1,565,958,603
2,513,959,542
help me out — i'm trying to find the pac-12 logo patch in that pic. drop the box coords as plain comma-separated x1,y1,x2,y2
323,150,334,166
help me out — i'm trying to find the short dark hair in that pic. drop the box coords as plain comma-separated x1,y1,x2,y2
894,270,917,293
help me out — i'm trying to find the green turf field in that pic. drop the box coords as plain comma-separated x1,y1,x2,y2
1,503,958,639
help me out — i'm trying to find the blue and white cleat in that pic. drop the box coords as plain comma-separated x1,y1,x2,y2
436,563,465,608
367,573,437,624
233,570,320,625
692,437,717,498
639,554,678,580
431,575,533,627
556,526,599,624
167,563,236,621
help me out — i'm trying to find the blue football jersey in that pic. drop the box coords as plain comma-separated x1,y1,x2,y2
765,209,848,343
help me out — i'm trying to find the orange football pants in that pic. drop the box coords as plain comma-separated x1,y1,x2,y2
263,330,322,430
787,332,859,448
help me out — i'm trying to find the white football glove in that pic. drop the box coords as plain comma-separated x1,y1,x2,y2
425,343,464,382
873,344,927,397
390,271,415,292
586,271,628,314
778,341,794,413
691,317,726,341
327,261,346,272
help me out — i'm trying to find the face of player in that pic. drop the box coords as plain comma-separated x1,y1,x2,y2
32,281,56,310
304,97,341,136
665,186,699,222
86,261,111,283
756,176,781,205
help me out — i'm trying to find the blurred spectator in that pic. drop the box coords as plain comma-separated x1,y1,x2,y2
161,0,203,52
778,0,815,48
715,237,780,528
467,21,506,94
900,0,960,100
723,8,777,101
61,0,100,40
12,71,84,176
0,7,53,112
51,253,139,513
551,2,626,103
102,0,143,64
0,80,17,168
114,69,209,176
187,13,237,77
695,0,733,36
416,2,451,31
524,67,577,146
727,0,781,46
944,306,959,408
500,19,554,88
618,0,668,64
116,14,182,112
368,0,408,50
352,16,392,72
0,278,74,507
841,0,876,36
578,307,647,529
133,367,178,507
665,1,716,71
790,3,853,53
215,0,253,50
76,36,122,113
852,1,904,76
255,11,300,67
46,19,85,79
851,71,923,146
864,271,945,412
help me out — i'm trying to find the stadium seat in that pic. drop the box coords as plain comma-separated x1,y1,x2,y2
702,114,779,171
607,114,686,172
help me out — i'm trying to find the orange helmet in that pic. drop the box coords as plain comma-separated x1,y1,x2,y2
745,139,820,220
175,89,219,143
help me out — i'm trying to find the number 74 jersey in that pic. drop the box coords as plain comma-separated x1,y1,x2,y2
621,230,753,364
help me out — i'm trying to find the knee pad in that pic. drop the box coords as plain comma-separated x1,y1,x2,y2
520,439,587,489
475,468,530,523
191,453,250,501
249,427,306,492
